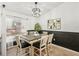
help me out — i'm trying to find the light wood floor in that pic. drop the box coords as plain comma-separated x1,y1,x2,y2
5,44,79,56
48,44,79,56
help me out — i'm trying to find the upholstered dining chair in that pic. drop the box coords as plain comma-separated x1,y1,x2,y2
33,35,49,56
48,34,54,44
15,34,30,56
47,34,54,55
43,32,48,35
23,31,28,35
29,31,34,35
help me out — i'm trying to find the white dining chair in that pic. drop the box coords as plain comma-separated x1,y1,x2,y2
43,32,48,35
47,34,54,55
48,34,54,44
33,35,49,56
29,32,34,35
15,34,30,56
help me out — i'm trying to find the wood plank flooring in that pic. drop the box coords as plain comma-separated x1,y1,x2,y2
2,44,79,56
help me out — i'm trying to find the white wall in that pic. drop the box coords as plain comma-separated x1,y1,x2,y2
5,16,37,32
0,7,37,35
1,2,79,33
21,17,37,31
39,2,79,32
0,15,1,36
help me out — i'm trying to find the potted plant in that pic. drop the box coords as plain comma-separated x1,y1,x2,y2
34,23,42,34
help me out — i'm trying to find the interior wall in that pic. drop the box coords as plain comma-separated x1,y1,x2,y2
39,2,79,32
5,16,36,32
0,8,36,34
0,15,1,36
1,2,79,33
21,17,37,31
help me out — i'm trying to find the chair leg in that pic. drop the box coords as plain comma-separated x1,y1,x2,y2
40,50,41,56
46,44,49,56
18,48,20,56
45,48,47,56
49,43,53,56
16,47,21,56
16,47,19,56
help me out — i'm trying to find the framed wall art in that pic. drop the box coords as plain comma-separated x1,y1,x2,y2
47,18,61,30
47,20,53,29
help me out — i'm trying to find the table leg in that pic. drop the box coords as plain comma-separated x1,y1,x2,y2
29,46,31,56
31,44,34,56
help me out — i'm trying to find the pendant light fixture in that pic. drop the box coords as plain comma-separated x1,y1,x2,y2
32,2,41,17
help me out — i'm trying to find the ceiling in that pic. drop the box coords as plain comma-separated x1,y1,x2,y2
0,2,63,17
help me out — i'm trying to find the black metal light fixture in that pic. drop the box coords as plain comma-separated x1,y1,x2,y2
2,4,6,8
32,2,41,17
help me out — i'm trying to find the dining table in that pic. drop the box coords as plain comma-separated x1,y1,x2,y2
20,34,42,56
